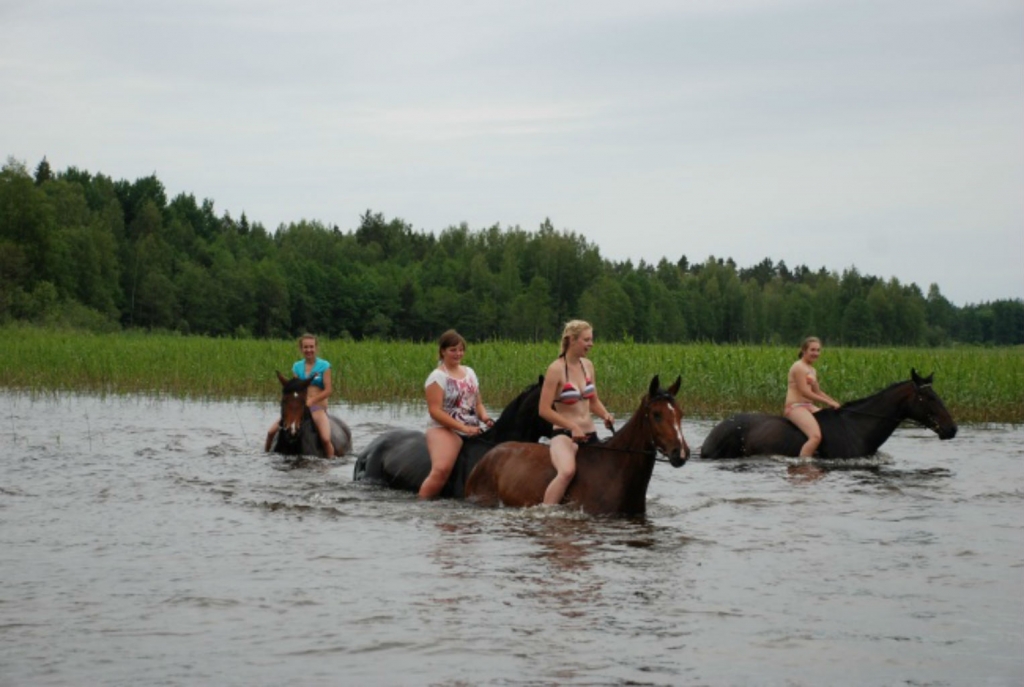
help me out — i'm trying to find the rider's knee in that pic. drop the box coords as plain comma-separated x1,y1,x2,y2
432,464,454,481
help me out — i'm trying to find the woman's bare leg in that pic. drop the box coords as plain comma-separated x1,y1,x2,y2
265,419,279,452
311,410,335,458
543,435,578,505
788,407,822,457
421,427,463,499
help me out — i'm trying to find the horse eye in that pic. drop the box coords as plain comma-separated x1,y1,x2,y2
653,412,662,421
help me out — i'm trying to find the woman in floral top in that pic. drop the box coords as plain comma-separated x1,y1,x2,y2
419,329,493,499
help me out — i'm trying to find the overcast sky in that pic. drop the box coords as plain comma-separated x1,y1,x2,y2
3,0,1021,306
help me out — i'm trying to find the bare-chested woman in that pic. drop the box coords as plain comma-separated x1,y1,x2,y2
785,336,841,457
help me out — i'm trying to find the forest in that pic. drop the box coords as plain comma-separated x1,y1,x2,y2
2,155,1022,346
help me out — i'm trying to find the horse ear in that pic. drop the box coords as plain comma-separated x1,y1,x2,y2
648,375,661,398
276,370,289,386
668,375,681,396
911,368,922,385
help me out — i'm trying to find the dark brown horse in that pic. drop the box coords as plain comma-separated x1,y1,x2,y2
700,369,957,459
464,375,690,516
271,371,352,458
352,377,552,498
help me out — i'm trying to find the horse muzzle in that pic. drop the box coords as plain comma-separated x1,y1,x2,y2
668,444,690,468
937,423,958,440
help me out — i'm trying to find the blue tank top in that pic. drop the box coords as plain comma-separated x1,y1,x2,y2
292,358,330,390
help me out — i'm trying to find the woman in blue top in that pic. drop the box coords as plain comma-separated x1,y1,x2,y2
419,329,493,499
265,333,336,457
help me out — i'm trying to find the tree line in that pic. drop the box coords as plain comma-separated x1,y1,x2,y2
2,156,1022,346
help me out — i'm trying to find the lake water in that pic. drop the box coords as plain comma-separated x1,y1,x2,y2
1,392,1021,686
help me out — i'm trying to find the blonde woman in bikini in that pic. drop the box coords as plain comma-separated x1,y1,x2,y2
538,320,615,505
785,336,841,458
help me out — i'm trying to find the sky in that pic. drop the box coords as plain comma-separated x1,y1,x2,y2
3,0,1022,306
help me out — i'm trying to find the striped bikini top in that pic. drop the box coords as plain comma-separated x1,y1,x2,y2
557,358,595,405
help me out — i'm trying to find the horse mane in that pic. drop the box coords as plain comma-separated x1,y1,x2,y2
480,376,550,443
281,376,310,395
838,378,913,413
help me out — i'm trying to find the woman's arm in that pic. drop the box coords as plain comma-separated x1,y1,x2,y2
307,368,332,407
538,362,578,432
804,375,840,409
585,361,614,429
474,395,493,426
426,381,480,434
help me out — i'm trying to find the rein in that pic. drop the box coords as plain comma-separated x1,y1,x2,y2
836,384,933,424
590,395,679,462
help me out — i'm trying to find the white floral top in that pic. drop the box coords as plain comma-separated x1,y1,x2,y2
425,366,481,431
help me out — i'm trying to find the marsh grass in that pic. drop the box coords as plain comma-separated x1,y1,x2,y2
1,326,1020,423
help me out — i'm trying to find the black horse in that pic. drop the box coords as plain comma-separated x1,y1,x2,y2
352,376,552,498
700,369,957,459
270,372,352,458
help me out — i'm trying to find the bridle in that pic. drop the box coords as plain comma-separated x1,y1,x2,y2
837,382,943,431
590,393,685,463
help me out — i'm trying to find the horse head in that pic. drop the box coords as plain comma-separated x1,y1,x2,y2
277,371,314,440
644,374,690,467
907,368,958,440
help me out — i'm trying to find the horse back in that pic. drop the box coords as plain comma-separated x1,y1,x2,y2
700,413,806,458
353,430,431,489
327,414,352,456
465,443,554,508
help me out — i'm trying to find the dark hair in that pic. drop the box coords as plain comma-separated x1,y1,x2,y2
437,329,467,360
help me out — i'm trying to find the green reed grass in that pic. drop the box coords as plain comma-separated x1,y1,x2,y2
1,325,1020,423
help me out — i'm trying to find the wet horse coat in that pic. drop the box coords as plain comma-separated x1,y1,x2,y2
271,371,352,458
699,369,957,459
352,377,552,498
465,375,690,516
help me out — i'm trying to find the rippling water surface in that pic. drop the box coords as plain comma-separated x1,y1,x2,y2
1,392,1021,686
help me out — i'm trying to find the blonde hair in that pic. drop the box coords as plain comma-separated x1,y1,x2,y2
798,336,821,359
298,333,318,349
559,319,593,356
437,329,467,360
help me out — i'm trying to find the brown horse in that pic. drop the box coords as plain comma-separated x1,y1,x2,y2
271,371,352,458
464,375,689,516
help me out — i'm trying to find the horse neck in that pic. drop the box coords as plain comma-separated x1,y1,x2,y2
840,381,912,452
488,387,543,442
605,400,654,458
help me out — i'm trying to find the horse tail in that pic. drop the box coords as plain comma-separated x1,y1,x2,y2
699,415,747,459
353,437,386,483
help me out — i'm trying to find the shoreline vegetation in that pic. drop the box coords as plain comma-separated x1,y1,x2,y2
1,326,1020,424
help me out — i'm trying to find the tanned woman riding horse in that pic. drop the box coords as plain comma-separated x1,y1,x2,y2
700,369,957,459
464,375,689,516
270,372,352,458
352,377,552,498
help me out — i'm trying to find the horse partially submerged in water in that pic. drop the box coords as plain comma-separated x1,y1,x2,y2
352,377,552,498
270,372,352,458
464,375,690,516
700,369,957,460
